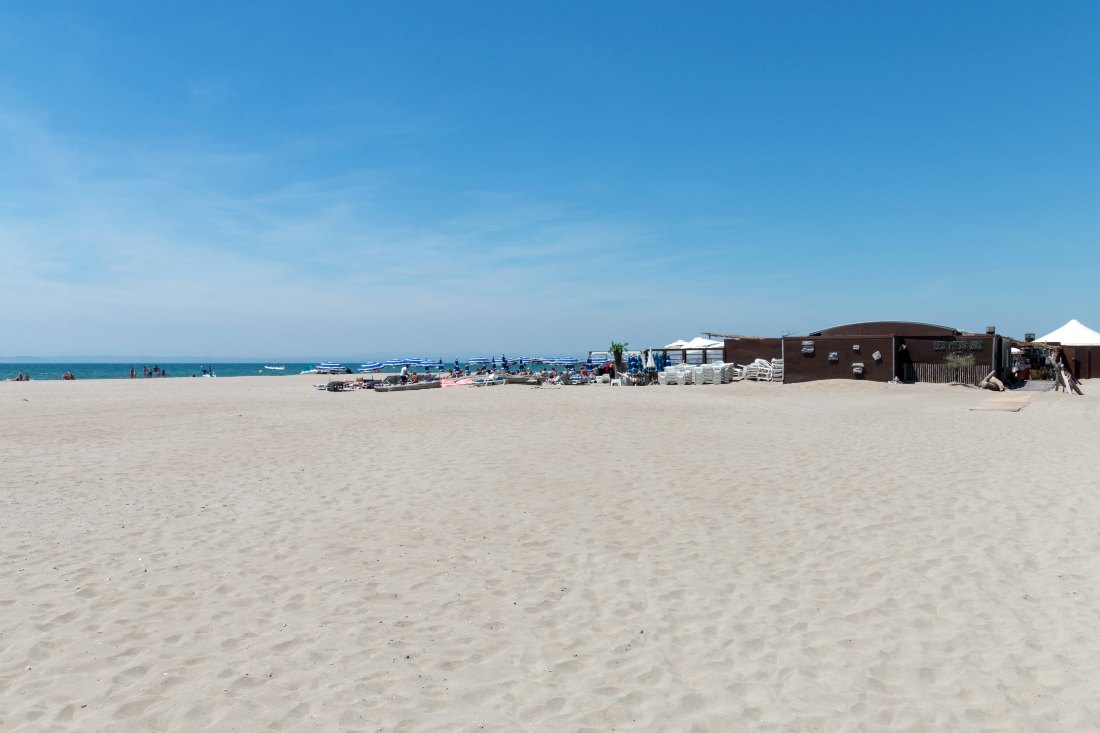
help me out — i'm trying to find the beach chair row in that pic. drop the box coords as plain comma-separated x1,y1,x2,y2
656,359,784,385
739,358,784,382
658,362,741,385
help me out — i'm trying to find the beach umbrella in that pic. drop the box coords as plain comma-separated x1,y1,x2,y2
382,358,420,367
466,357,492,365
417,359,443,367
358,361,383,372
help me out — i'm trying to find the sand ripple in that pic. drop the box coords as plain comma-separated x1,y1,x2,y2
2,377,1100,731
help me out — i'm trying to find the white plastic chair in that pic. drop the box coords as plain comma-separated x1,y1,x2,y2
769,359,784,383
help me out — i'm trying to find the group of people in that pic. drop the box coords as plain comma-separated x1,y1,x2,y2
131,366,169,378
8,372,76,381
389,355,631,386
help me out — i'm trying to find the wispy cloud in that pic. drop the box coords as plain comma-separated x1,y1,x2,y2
0,107,721,356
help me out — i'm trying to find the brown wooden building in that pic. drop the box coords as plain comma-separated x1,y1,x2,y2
1059,346,1100,380
768,321,1008,384
723,337,782,366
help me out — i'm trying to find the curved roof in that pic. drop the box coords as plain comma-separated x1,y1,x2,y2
808,321,961,338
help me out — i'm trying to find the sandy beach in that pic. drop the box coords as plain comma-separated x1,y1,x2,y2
2,375,1099,732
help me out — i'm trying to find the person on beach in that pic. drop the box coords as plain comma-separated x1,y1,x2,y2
400,365,409,384
130,367,136,379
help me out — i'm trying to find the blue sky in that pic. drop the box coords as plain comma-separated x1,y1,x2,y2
1,2,1097,359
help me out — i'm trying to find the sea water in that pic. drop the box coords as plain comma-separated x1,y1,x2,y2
1,358,586,381
0,363,320,381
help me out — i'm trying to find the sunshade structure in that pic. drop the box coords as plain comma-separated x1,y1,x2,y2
1035,319,1100,345
358,361,383,372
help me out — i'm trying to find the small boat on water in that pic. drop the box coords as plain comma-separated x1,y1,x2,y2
264,365,285,371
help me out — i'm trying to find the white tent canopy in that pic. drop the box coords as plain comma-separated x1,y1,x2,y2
684,337,723,349
1035,319,1100,346
664,337,723,349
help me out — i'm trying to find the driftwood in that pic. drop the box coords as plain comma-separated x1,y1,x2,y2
1065,369,1084,395
1047,347,1084,396
1054,368,1084,395
977,370,1005,391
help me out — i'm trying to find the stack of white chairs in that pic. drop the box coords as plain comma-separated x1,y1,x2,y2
659,362,753,386
657,359,775,384
697,364,720,384
742,359,773,381
705,362,730,383
769,359,784,383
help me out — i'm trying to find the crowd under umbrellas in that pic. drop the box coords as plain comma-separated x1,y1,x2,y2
351,354,613,379
312,352,650,392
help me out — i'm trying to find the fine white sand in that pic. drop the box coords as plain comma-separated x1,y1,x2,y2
2,376,1099,731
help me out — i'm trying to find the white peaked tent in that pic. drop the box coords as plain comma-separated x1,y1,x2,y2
664,337,723,349
683,337,724,349
1036,319,1100,345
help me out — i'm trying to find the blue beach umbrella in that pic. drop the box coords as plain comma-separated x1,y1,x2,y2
358,361,383,372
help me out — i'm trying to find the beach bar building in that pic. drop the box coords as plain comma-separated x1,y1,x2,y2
768,321,1007,385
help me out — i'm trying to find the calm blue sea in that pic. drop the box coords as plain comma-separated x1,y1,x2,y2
2,363,320,381
2,358,591,381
